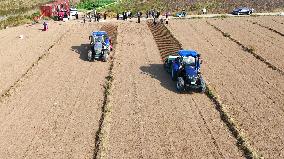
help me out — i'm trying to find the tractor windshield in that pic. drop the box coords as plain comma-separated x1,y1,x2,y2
95,36,103,42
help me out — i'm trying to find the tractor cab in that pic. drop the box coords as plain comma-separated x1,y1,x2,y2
88,31,112,62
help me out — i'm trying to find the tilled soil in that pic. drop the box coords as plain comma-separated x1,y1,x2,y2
168,18,284,158
0,21,72,96
0,21,109,158
106,21,243,158
207,17,284,72
249,16,284,35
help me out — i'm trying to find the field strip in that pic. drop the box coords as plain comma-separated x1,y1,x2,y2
147,21,261,159
92,24,118,159
0,26,71,103
248,20,284,37
206,21,284,76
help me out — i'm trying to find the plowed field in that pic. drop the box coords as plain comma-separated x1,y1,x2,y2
0,16,283,159
168,17,284,159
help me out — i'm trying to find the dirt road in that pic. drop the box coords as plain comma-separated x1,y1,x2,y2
168,18,284,158
0,21,109,158
104,21,243,158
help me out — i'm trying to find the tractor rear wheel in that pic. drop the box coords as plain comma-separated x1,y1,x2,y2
171,66,177,81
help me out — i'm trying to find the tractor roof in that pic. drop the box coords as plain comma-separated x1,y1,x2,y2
178,50,199,57
92,31,108,37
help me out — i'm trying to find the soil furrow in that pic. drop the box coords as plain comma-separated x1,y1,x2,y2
148,21,258,158
206,21,284,76
93,23,118,159
168,18,284,158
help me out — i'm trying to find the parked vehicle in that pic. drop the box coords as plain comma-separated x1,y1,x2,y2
176,9,186,17
70,8,78,19
88,31,112,62
232,7,254,15
164,50,205,93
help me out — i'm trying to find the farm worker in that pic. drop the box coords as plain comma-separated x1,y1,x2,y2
43,22,48,31
104,12,107,20
165,17,169,24
137,12,141,23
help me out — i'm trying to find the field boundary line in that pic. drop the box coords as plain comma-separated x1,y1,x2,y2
0,27,70,103
148,21,262,159
206,21,284,76
93,24,118,159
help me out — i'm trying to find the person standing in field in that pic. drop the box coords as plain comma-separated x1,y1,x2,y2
103,12,107,20
137,11,141,23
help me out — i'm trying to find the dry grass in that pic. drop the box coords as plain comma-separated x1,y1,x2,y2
0,0,51,16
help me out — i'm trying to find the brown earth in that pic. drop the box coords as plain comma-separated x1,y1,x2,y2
207,17,284,72
168,18,284,158
0,16,283,159
0,21,71,96
0,21,109,158
106,21,243,158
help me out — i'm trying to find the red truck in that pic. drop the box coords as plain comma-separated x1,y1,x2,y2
40,0,70,21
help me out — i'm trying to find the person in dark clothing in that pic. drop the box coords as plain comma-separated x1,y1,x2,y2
137,12,141,23
157,11,160,18
117,13,119,20
103,12,107,20
97,13,101,22
129,11,132,19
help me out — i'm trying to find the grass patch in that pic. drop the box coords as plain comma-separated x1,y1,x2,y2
0,15,32,30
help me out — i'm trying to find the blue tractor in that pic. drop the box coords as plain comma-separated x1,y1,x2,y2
164,50,206,93
88,31,112,62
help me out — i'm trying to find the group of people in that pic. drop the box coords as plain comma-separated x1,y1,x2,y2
84,10,108,23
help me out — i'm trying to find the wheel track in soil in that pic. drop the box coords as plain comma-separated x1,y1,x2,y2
92,23,118,159
206,21,284,76
0,25,72,103
147,21,260,159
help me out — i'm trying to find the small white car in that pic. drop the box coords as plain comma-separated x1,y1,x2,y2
70,8,78,17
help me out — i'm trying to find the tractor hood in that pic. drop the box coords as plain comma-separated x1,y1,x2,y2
185,65,198,78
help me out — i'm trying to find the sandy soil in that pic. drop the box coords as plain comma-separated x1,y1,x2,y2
207,17,284,72
0,21,72,95
168,18,284,158
249,16,284,34
106,21,243,158
0,21,109,158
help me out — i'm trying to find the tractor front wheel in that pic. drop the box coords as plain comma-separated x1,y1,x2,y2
102,53,109,62
176,77,185,93
88,50,93,62
199,78,206,93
